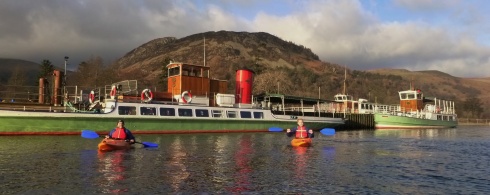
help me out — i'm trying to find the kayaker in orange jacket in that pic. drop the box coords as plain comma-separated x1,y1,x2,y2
105,120,136,143
286,119,314,138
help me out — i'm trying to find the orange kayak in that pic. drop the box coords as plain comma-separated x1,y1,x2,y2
98,139,132,151
291,138,312,147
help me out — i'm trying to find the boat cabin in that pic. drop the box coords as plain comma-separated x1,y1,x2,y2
333,94,357,113
334,94,354,102
398,89,424,112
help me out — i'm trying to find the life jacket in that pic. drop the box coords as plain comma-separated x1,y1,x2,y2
295,126,308,138
112,127,127,139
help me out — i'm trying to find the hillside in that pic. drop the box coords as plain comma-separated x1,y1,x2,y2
112,31,335,86
0,58,41,84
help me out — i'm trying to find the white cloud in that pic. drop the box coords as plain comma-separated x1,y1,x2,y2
0,0,489,77
250,0,490,77
393,0,460,11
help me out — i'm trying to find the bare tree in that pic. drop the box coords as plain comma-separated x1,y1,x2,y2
5,67,28,100
253,69,294,95
71,56,105,89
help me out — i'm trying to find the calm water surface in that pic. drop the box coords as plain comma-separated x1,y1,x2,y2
1,126,490,194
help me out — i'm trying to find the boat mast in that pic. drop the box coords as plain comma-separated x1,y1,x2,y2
343,66,347,95
343,66,347,117
203,37,206,67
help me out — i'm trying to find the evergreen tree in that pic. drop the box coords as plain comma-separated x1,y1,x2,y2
38,59,54,78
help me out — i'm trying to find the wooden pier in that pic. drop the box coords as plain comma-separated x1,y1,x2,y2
274,110,375,130
333,113,375,130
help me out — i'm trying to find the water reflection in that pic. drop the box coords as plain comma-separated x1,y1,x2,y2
97,150,128,193
292,147,308,180
167,136,190,192
375,129,457,139
230,135,252,193
322,146,336,160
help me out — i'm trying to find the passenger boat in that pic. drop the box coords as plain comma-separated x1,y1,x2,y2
374,87,458,129
291,138,312,147
98,139,132,151
0,62,344,135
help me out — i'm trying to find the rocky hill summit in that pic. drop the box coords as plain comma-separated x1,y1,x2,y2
112,31,336,81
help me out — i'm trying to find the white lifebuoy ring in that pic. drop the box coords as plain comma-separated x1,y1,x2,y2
110,85,117,99
89,90,95,103
181,91,192,103
141,89,154,102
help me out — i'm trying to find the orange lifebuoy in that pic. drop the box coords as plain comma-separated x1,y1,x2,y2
141,89,153,102
89,90,95,103
110,85,117,99
181,91,192,103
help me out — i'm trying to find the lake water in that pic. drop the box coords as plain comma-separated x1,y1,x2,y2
1,126,490,194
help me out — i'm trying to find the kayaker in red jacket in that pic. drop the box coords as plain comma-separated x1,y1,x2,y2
105,120,136,143
286,119,314,138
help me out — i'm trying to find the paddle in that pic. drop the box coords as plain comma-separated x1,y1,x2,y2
320,128,336,136
269,127,335,136
81,130,158,148
268,127,283,132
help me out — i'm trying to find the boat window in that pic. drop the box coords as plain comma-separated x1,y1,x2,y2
253,112,264,119
203,69,209,78
227,111,237,118
212,110,222,118
182,67,193,76
407,93,415,99
118,106,136,115
168,67,180,76
400,93,407,100
160,108,175,116
178,108,193,117
196,109,209,117
140,107,156,115
240,111,252,118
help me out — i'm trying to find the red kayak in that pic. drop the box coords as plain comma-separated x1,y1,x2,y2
98,139,132,151
291,138,312,147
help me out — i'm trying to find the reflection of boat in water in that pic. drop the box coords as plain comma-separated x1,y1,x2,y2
374,87,458,129
375,128,457,138
98,139,132,152
291,138,312,147
97,150,129,193
0,62,344,135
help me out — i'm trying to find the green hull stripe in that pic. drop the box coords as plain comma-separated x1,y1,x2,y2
374,114,457,128
0,116,341,134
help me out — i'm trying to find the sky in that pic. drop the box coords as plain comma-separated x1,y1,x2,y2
1,0,489,78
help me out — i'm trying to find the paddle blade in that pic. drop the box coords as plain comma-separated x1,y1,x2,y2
320,128,336,136
81,130,100,139
268,127,283,132
140,142,158,148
